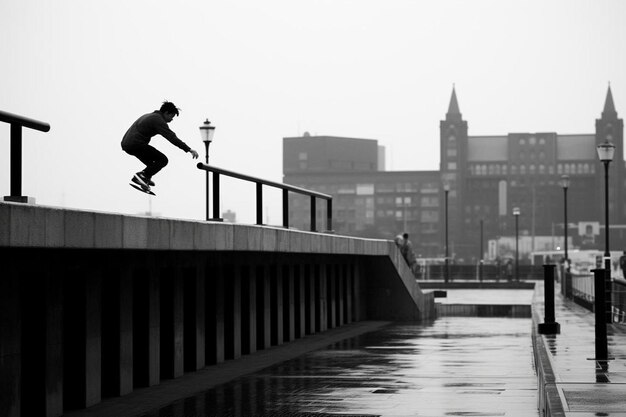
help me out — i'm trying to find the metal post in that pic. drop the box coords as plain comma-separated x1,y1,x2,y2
10,124,22,197
282,189,289,228
256,183,263,225
538,264,560,334
204,141,210,221
212,172,220,220
515,214,519,281
603,161,612,323
310,196,316,232
326,199,332,232
592,268,608,360
444,189,449,283
563,187,569,266
479,219,484,282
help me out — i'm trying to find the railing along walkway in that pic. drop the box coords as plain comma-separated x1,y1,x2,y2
197,162,332,232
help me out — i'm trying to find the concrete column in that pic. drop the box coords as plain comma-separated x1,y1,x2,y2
271,265,283,346
337,264,345,326
44,269,64,416
306,264,316,335
296,264,306,338
319,263,328,332
64,266,102,408
283,264,295,342
327,264,336,329
346,263,353,324
132,266,160,388
147,267,160,386
214,264,225,363
102,264,133,398
183,263,205,372
233,265,242,359
160,265,184,379
245,267,257,355
260,265,271,349
0,264,20,417
353,260,363,321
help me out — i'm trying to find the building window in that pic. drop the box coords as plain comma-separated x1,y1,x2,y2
448,162,457,170
356,183,374,195
529,136,536,145
520,165,526,175
519,138,526,146
298,152,307,161
539,138,546,145
447,148,457,157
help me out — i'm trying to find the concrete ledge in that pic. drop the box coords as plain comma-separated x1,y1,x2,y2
437,303,531,317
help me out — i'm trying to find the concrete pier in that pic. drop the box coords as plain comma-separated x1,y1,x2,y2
0,201,433,417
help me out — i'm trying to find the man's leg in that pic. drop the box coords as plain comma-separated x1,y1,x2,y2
126,145,169,180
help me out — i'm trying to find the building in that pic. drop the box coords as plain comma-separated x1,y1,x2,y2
283,134,441,256
441,85,624,261
283,85,625,262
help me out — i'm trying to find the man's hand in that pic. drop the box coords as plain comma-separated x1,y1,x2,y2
189,149,199,159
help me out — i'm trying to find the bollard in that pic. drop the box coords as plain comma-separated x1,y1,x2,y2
592,268,608,360
538,264,560,334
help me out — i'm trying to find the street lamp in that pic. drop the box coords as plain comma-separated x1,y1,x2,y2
199,119,216,221
560,174,570,271
596,140,615,272
513,207,520,281
444,183,450,283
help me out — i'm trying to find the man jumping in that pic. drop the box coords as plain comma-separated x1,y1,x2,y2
122,101,199,194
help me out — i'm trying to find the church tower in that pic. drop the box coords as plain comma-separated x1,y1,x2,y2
439,86,468,258
595,85,625,227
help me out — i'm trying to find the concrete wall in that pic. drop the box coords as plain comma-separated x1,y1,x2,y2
0,202,433,417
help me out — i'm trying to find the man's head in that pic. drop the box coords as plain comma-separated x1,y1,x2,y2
403,233,409,239
160,101,180,122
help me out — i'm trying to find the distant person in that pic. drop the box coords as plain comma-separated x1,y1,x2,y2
122,101,199,194
620,251,626,278
400,232,418,276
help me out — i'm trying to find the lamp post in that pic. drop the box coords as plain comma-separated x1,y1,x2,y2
560,175,570,271
444,183,450,283
596,141,615,273
513,207,520,281
479,218,484,282
597,140,615,324
199,119,216,221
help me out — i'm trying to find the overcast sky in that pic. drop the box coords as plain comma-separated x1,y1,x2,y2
1,0,625,225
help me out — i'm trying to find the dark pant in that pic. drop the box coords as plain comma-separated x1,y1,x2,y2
124,144,168,178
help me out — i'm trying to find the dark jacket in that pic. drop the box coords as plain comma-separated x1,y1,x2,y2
121,111,191,152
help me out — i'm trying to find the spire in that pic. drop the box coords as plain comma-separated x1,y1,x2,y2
446,84,462,121
602,83,617,118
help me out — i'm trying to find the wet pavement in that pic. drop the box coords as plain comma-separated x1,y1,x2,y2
137,316,538,417
534,282,626,416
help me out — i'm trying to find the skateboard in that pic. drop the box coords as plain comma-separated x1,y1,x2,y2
130,182,156,196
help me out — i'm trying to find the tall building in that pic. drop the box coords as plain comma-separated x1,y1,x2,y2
283,85,625,262
441,85,624,261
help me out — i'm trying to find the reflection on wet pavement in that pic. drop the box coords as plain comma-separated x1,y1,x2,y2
138,317,538,416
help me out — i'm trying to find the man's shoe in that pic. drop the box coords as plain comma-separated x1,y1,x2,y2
134,172,155,187
132,173,149,189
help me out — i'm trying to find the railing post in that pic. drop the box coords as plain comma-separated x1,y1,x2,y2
326,199,332,232
538,264,560,334
10,124,22,197
212,172,221,221
256,183,263,225
310,196,316,232
282,189,289,228
592,268,609,360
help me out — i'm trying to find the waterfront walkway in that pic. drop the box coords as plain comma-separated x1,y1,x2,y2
534,282,626,416
66,282,626,416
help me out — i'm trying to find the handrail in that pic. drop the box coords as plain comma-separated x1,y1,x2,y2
0,110,51,132
1,110,51,200
197,162,333,232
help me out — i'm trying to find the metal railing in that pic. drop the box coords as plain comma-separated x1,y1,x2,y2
197,163,333,232
563,273,626,323
1,110,50,199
